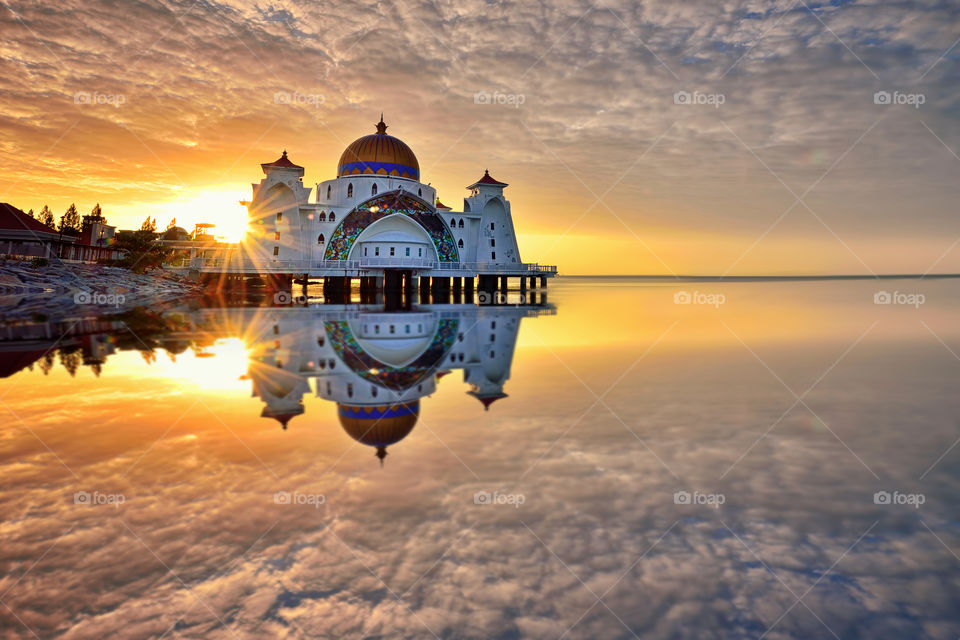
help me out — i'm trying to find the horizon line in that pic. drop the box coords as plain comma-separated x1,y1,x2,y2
556,274,960,281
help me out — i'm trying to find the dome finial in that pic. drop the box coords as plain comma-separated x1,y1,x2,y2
375,115,387,135
282,150,288,157
376,446,387,467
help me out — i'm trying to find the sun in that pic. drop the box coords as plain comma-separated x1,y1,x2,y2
164,189,250,243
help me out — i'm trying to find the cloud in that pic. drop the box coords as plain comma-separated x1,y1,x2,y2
0,0,959,269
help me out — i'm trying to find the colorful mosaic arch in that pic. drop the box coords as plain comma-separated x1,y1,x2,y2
323,318,459,391
323,191,459,262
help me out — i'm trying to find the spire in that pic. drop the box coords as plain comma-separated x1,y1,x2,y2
375,115,388,135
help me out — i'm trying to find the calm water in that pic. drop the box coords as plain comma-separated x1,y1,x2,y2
1,277,959,639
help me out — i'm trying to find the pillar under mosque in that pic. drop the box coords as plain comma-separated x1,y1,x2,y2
431,277,450,303
419,275,431,304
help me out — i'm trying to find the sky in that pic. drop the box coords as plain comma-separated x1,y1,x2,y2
1,0,959,275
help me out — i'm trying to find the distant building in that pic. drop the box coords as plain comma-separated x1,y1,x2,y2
0,203,121,262
157,223,224,267
0,203,59,259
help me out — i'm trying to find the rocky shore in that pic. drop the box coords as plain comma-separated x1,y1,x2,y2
0,259,204,324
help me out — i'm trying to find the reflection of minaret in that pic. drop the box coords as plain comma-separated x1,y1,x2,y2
462,311,520,410
247,311,320,430
249,360,309,429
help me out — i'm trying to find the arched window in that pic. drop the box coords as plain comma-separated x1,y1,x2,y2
371,183,378,195
458,219,464,228
347,183,353,198
318,233,325,245
371,386,378,398
319,211,326,222
329,213,335,222
326,185,331,199
418,188,422,197
458,238,464,248
450,218,456,226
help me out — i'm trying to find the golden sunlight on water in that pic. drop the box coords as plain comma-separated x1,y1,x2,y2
1,277,959,639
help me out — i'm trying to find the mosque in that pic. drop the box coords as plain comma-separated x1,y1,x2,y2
228,116,555,293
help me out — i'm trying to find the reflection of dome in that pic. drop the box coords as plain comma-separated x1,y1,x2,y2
338,401,419,465
337,117,420,180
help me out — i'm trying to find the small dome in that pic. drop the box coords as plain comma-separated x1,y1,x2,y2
338,116,420,180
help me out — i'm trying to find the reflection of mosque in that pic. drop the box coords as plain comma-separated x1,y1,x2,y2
244,303,550,464
0,300,552,466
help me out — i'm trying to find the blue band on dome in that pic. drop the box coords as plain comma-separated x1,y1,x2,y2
338,161,419,179
338,402,420,420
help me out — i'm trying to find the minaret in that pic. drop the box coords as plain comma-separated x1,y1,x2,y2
464,169,522,264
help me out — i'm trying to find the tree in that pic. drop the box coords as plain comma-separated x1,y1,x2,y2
139,216,157,232
59,203,81,233
165,217,176,231
90,203,103,219
39,205,55,228
59,348,81,377
26,208,34,218
38,352,54,375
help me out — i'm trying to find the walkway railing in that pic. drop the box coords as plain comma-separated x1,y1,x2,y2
189,256,558,275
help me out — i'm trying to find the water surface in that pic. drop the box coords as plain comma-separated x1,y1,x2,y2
1,277,959,639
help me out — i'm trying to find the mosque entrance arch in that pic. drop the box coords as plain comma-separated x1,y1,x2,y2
349,213,438,264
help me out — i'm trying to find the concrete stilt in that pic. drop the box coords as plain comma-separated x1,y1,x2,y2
431,276,450,303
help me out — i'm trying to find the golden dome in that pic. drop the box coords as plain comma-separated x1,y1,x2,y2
337,402,419,446
337,116,420,180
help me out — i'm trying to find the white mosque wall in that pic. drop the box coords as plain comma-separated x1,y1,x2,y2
246,152,526,271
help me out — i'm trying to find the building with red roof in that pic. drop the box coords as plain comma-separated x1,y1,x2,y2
0,203,122,262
